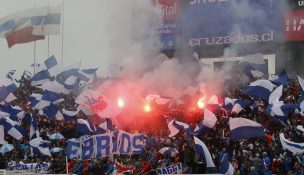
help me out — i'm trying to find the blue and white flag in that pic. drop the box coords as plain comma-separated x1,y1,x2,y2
30,116,40,140
243,79,275,101
159,147,179,157
297,125,304,133
32,55,60,85
229,118,265,140
240,54,266,80
168,119,180,137
38,80,70,94
0,5,61,37
242,64,264,80
0,117,25,140
267,85,298,117
298,75,304,92
81,68,98,83
222,97,237,112
0,78,17,93
81,68,98,75
279,133,304,155
0,105,25,121
231,100,250,114
56,61,81,83
0,144,14,153
269,71,288,86
193,136,217,173
28,93,50,110
31,5,62,36
219,154,235,175
0,109,17,122
41,90,64,104
62,109,77,121
39,104,63,120
193,108,217,135
44,55,58,69
172,119,193,135
43,55,60,77
0,86,16,104
31,70,51,86
76,119,95,136
29,137,51,156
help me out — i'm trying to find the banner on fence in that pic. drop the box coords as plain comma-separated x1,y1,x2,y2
157,162,182,174
7,161,50,171
67,130,144,160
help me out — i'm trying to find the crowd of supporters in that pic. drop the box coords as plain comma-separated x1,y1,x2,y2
0,70,304,175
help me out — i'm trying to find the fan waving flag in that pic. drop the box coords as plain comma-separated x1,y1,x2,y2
62,109,77,121
269,70,288,86
0,86,16,104
229,118,265,140
172,119,193,135
30,115,40,140
168,119,180,137
231,100,250,114
193,136,217,173
243,79,275,101
39,104,63,120
266,85,298,118
193,108,217,135
219,154,235,175
0,117,25,140
279,133,304,155
30,137,51,156
222,97,237,112
76,119,95,136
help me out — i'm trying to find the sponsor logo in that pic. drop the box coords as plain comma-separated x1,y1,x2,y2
299,0,304,6
286,18,304,32
189,30,274,46
161,3,177,16
284,10,304,41
157,0,180,20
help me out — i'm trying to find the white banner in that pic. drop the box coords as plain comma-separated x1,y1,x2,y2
157,162,182,174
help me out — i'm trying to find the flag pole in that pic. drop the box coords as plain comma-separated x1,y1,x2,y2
33,2,37,75
34,40,37,74
66,156,68,175
48,2,50,58
61,0,65,66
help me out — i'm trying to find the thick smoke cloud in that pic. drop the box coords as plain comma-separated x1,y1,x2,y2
92,0,290,127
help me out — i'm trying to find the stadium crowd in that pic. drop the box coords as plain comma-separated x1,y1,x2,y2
0,69,303,175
